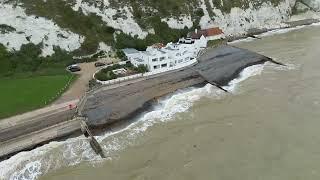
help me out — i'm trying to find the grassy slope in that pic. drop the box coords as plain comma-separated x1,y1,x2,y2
0,43,77,119
0,74,76,119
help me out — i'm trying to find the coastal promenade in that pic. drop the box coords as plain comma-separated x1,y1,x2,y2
0,118,80,159
82,45,272,127
0,63,198,159
0,100,78,142
0,100,79,159
0,45,275,160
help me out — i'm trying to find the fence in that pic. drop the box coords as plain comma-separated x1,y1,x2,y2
95,58,198,85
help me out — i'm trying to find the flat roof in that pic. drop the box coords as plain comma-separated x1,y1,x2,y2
142,51,151,56
122,48,139,54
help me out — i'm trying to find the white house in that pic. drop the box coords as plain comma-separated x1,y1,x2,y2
123,35,207,72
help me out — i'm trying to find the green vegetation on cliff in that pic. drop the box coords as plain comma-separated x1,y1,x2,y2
19,0,116,55
14,0,284,53
115,16,192,50
17,0,199,52
0,44,73,77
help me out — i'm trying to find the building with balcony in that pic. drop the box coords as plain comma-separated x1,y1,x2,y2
122,35,207,72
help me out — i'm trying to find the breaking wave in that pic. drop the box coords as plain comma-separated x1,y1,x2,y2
0,63,269,180
1,21,309,177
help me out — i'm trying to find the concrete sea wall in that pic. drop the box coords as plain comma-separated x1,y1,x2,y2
82,45,271,127
0,45,273,160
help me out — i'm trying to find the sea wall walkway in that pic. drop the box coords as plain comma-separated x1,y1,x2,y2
82,45,271,127
0,45,273,160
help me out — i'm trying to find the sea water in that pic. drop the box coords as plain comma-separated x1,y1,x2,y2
1,23,320,180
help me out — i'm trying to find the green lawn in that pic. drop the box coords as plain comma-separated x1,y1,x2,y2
0,74,76,119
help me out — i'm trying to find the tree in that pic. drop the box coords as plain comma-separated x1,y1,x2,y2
135,64,149,73
116,50,127,60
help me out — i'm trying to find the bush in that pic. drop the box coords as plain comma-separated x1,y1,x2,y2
134,64,149,73
195,8,204,17
0,24,16,33
207,39,226,47
0,43,73,77
116,50,127,60
95,70,117,81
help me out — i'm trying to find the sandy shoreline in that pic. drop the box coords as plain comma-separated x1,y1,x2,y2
0,18,319,161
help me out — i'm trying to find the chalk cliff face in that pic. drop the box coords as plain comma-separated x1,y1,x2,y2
0,0,318,55
300,0,320,11
198,0,296,36
62,0,297,36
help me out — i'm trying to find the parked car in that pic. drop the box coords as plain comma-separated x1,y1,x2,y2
94,62,106,67
67,64,81,72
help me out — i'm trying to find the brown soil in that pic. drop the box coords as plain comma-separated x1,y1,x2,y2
54,58,119,104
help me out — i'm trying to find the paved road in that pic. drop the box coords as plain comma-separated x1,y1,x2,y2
54,58,120,104
0,100,78,142
0,118,81,159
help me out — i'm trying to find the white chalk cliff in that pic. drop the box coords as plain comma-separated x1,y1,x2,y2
0,0,319,55
301,0,320,11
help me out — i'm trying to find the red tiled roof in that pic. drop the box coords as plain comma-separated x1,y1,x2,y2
206,27,223,36
190,27,223,39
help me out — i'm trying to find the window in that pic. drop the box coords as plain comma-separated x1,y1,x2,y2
154,65,160,69
185,57,189,61
161,64,167,68
152,58,158,62
178,59,183,63
160,57,165,61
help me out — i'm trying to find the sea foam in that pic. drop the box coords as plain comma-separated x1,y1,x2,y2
0,63,267,180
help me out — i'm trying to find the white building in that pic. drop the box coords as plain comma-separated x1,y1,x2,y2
123,35,207,72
